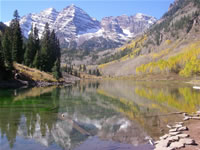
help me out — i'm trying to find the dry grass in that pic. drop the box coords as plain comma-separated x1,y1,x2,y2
14,63,59,82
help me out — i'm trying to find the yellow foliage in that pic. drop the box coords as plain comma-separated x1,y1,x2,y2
98,61,116,69
152,48,170,59
99,35,148,69
165,40,172,45
136,41,200,77
135,87,200,113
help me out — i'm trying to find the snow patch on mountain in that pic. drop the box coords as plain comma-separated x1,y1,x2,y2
4,4,157,50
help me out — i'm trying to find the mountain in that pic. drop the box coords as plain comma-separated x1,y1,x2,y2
99,0,200,78
5,4,156,50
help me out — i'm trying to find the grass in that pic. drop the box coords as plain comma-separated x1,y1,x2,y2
14,63,59,82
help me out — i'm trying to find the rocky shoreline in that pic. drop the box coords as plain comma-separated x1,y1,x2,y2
154,111,200,150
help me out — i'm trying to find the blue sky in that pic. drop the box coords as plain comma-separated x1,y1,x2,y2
0,0,174,22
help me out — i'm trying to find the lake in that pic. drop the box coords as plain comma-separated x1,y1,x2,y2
0,80,200,150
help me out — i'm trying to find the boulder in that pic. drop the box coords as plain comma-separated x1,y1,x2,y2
169,141,185,149
169,128,177,132
179,138,196,145
177,126,188,131
173,124,182,128
183,116,190,121
169,132,181,136
160,134,170,140
167,135,179,142
177,134,189,138
192,116,200,120
156,139,170,147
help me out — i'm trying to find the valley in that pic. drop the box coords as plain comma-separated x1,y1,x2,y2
1,0,200,150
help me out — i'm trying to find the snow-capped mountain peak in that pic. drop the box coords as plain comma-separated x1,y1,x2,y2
42,7,58,14
4,5,156,50
135,13,144,19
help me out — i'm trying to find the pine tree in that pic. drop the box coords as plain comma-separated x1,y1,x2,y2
92,69,96,75
32,26,41,68
0,37,5,69
2,29,13,70
83,64,86,72
40,23,51,72
24,25,35,66
52,59,62,79
88,69,92,75
96,69,101,76
0,37,7,80
11,10,24,63
49,30,57,68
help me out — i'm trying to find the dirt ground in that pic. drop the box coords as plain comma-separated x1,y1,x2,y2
180,120,200,150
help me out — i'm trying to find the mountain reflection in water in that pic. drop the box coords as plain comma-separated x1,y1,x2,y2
0,80,199,150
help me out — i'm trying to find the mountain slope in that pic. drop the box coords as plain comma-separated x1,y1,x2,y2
5,4,156,50
99,0,200,78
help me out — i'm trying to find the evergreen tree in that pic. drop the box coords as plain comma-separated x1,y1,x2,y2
40,23,51,72
92,69,96,75
0,37,5,69
24,26,35,66
32,26,41,68
88,69,92,75
96,69,101,76
2,29,13,70
49,30,57,68
11,10,24,63
83,64,86,72
52,59,62,79
33,51,41,69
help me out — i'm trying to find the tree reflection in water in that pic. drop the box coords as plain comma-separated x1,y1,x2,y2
0,80,199,150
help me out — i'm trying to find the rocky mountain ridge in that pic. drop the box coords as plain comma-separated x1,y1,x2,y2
99,0,200,77
5,4,156,50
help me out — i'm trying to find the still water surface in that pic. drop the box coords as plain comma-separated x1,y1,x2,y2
0,80,200,150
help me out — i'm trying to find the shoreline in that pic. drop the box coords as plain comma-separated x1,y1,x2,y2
0,79,74,89
154,111,200,150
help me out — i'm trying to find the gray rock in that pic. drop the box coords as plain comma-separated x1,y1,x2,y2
183,113,188,116
167,124,172,129
183,116,190,121
179,138,196,145
160,134,170,140
177,126,188,131
192,116,200,120
173,124,182,128
154,146,172,150
169,128,177,132
177,134,189,138
169,141,185,149
156,139,170,147
169,132,181,136
167,135,179,142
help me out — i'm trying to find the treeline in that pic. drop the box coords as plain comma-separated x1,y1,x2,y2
0,10,61,80
63,64,101,77
0,10,24,79
98,48,132,65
